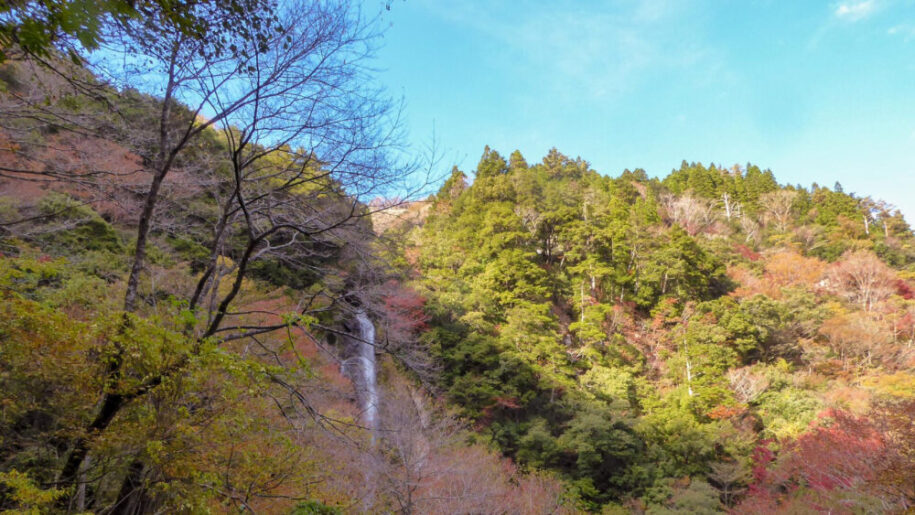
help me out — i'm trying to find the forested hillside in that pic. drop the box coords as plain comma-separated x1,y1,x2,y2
2,1,915,514
396,147,915,512
0,1,568,513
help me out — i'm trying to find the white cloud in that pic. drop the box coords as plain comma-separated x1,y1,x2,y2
419,1,721,103
834,0,878,21
888,24,915,41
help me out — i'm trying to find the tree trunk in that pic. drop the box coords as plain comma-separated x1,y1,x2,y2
112,459,150,515
75,48,178,508
123,168,169,312
580,282,585,323
59,392,126,489
123,43,178,313
75,456,89,512
685,357,694,397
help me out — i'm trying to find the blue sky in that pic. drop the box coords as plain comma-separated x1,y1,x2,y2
374,0,915,220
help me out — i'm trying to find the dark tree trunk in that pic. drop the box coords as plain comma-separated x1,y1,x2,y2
58,392,125,491
122,168,168,312
112,459,150,515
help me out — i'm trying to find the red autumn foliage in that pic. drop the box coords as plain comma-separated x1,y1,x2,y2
779,409,883,490
706,404,746,420
380,280,429,335
738,404,915,512
734,243,761,261
749,440,775,486
895,279,914,300
494,396,522,410
896,311,915,340
651,297,680,329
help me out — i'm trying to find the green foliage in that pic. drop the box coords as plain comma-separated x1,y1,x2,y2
0,469,66,513
408,145,915,509
475,145,509,178
0,0,283,64
2,96,912,512
646,478,722,514
754,386,822,439
0,260,106,489
809,185,860,227
0,252,320,511
739,290,827,361
166,235,211,268
556,405,643,502
632,227,730,309
32,193,123,254
579,365,636,410
290,500,343,514
435,166,468,204
248,258,316,289
662,161,776,208
0,0,130,62
638,391,722,479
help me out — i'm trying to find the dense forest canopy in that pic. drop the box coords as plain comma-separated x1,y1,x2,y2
398,146,915,511
1,1,915,514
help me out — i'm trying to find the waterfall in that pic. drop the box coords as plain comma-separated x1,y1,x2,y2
353,310,378,432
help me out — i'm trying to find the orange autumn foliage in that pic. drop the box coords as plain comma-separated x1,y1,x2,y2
732,251,826,298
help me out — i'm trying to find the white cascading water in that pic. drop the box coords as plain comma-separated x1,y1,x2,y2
353,310,378,432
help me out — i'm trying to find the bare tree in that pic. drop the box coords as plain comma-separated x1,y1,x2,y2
363,384,542,514
860,197,903,238
372,386,457,514
708,460,750,507
662,192,717,236
739,215,760,243
727,366,770,404
820,312,893,369
825,250,896,312
720,191,739,220
48,2,428,508
759,189,797,232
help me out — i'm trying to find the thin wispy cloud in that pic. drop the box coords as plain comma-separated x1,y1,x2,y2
888,24,915,41
420,0,719,103
834,0,878,21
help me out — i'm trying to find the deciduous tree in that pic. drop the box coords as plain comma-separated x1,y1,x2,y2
825,250,896,312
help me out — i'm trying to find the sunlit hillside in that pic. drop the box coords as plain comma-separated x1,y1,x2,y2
1,1,914,513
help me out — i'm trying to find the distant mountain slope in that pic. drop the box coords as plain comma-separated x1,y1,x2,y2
402,146,915,511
